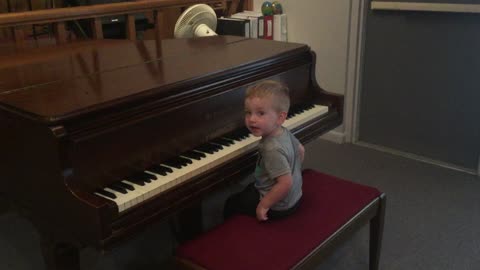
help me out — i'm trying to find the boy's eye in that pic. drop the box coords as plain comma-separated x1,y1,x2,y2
258,111,265,116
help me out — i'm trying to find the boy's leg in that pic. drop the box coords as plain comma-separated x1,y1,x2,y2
224,183,259,219
267,198,301,220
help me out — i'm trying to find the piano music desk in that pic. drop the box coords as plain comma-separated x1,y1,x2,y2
175,169,386,270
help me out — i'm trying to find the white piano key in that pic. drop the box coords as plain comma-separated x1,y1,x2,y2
123,180,153,201
103,187,132,212
118,181,146,206
144,171,177,196
284,105,328,129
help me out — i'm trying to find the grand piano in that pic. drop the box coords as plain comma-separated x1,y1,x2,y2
0,35,343,269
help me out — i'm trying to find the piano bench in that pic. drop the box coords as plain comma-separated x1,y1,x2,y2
174,169,386,270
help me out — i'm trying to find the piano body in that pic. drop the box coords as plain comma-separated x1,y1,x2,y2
0,36,343,269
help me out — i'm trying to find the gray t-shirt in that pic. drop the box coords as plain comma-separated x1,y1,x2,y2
254,127,303,211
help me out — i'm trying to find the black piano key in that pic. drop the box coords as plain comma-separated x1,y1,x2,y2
236,131,249,139
125,173,149,185
211,138,234,146
130,171,157,180
126,178,146,186
160,164,173,173
300,103,314,111
211,143,223,151
210,138,229,146
109,184,128,194
165,156,192,168
143,171,157,180
162,159,184,169
147,164,171,175
201,143,223,151
288,103,314,118
113,181,134,191
226,127,250,141
194,145,214,154
192,151,207,158
146,169,166,176
223,131,240,141
178,156,193,165
182,151,204,160
96,189,117,199
143,177,152,183
287,109,297,118
240,127,251,138
195,144,219,154
146,167,166,176
129,172,145,180
289,107,303,116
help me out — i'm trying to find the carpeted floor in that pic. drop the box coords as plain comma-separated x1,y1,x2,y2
303,140,480,270
1,139,479,269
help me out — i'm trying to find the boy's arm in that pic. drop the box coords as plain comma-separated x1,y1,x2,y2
256,173,293,221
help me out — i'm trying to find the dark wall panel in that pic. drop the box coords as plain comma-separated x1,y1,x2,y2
374,0,479,3
359,9,480,169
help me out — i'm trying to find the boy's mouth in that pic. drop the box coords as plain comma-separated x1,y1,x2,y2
249,126,260,132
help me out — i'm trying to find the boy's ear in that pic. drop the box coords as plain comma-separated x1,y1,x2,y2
277,111,287,124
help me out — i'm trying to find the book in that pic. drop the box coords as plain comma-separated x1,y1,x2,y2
263,15,273,40
216,17,250,38
231,11,264,39
231,13,257,38
273,14,287,41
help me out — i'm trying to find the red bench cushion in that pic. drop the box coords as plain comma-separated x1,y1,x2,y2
176,169,382,270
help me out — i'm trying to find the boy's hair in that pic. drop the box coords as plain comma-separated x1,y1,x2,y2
245,80,290,112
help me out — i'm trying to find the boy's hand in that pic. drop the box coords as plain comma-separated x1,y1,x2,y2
298,143,305,162
256,205,269,221
256,174,292,221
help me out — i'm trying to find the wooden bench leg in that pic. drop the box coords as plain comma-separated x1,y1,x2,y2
369,193,386,270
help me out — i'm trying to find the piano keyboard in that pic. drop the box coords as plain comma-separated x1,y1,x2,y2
94,104,328,213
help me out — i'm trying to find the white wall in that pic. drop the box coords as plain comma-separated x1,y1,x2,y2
253,1,365,143
253,0,351,95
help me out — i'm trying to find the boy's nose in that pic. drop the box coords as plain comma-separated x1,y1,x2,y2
247,115,257,122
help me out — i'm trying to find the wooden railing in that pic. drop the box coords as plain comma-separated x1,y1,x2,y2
0,0,251,47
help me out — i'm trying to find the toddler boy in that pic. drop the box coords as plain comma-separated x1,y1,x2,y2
224,80,304,221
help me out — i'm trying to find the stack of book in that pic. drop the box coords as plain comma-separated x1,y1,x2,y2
216,11,287,41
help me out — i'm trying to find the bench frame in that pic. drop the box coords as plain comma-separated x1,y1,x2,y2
175,192,386,270
293,193,386,270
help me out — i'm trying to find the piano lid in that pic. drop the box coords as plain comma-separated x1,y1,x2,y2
0,36,309,125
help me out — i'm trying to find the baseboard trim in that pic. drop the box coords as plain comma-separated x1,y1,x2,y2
320,130,345,144
355,141,479,177
371,2,480,14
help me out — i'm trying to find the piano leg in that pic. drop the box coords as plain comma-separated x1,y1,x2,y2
41,237,80,270
0,194,10,214
170,203,203,243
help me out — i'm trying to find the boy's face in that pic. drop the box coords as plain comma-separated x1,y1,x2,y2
244,96,286,138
